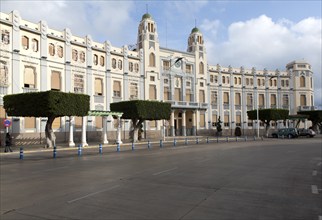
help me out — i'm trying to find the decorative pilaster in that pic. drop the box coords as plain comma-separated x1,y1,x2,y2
81,116,88,147
69,116,75,147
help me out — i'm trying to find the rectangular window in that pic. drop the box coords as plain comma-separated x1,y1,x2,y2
211,91,217,105
24,67,35,88
164,87,169,101
95,116,102,129
130,83,138,100
95,78,103,95
200,113,205,127
149,85,156,100
74,73,84,93
51,71,61,91
235,93,241,105
259,94,264,106
300,95,306,106
236,115,241,127
75,117,82,129
271,94,276,106
199,90,205,103
149,121,156,128
175,88,181,101
223,92,229,105
224,115,229,127
186,89,191,102
283,94,289,106
163,60,170,71
247,93,253,106
113,81,121,97
25,117,35,129
150,76,155,81
52,117,61,129
186,64,192,74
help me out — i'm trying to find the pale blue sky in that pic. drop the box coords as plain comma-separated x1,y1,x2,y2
1,0,322,106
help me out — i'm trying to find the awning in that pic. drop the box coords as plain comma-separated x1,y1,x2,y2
88,110,123,117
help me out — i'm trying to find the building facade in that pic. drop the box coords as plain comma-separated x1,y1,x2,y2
0,11,316,145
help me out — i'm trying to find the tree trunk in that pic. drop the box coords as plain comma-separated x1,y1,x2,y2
130,119,144,142
45,116,56,148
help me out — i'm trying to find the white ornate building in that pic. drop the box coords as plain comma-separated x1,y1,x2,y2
0,11,316,145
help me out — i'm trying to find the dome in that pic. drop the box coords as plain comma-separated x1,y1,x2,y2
142,13,152,20
191,27,200,34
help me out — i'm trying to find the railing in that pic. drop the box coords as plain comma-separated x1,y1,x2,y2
94,95,104,104
298,106,317,111
23,87,38,93
0,86,8,95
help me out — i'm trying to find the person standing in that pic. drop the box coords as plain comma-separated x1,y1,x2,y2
5,133,13,152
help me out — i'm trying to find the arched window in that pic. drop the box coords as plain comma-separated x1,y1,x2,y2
100,56,104,66
112,58,116,69
32,39,38,52
80,51,85,63
49,43,55,56
129,62,133,72
134,63,139,73
57,46,63,58
149,53,155,67
199,62,204,74
118,60,122,70
22,36,29,50
72,49,78,61
300,76,305,87
93,54,98,65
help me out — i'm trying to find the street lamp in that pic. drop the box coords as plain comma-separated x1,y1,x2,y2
256,75,277,138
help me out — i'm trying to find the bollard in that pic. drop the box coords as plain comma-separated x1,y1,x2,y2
53,145,57,159
185,138,188,145
99,144,102,154
78,144,82,156
148,140,151,149
132,142,135,151
160,140,163,148
226,136,229,142
196,137,199,144
206,137,209,144
117,143,120,152
19,147,24,160
173,139,176,147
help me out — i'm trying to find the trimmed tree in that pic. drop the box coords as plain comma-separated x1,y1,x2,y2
110,100,171,142
247,109,289,137
4,91,90,148
298,110,322,132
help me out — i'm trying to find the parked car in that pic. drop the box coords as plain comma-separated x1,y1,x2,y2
298,128,316,138
271,128,299,138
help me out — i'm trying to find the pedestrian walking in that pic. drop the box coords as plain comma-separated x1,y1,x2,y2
5,133,13,152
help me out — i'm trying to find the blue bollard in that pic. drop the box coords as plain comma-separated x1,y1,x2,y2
132,142,135,151
185,138,188,145
173,139,176,147
160,140,163,148
196,137,199,144
99,144,102,154
117,143,120,152
19,147,24,160
53,145,57,158
78,144,82,156
206,137,209,143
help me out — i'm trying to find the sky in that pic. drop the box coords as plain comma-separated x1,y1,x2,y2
1,0,322,107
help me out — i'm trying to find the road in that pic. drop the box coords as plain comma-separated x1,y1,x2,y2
0,138,321,219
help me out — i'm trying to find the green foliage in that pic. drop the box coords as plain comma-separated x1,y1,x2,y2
247,109,289,122
4,91,90,117
298,110,322,129
110,100,171,120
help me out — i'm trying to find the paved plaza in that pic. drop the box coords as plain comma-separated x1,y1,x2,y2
0,137,321,219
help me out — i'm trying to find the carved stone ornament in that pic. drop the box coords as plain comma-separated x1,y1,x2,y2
40,20,48,40
86,35,92,50
12,10,21,31
65,28,71,45
105,41,111,53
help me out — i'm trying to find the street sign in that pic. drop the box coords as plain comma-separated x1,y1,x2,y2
3,119,11,127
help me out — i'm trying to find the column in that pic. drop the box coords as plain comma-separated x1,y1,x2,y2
116,116,122,144
81,116,88,147
170,110,175,136
192,110,196,136
182,110,186,136
69,116,75,147
102,116,109,144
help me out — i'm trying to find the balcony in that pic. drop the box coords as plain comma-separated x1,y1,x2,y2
23,87,38,93
94,95,104,104
298,106,317,111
